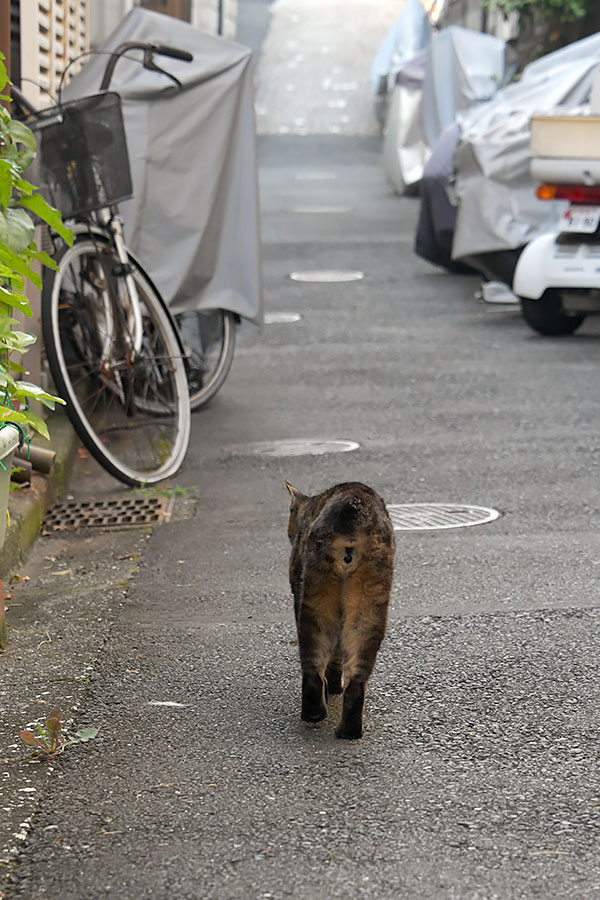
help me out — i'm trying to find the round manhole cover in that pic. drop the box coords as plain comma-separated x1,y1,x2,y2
264,312,302,324
289,270,365,283
291,206,352,214
387,503,500,531
227,439,359,457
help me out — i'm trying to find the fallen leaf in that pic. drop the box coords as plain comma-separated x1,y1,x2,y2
51,569,72,577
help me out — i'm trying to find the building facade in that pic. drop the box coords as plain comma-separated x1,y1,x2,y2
90,0,238,50
16,0,238,104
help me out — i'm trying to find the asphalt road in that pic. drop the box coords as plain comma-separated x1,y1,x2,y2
2,130,600,899
3,1,600,895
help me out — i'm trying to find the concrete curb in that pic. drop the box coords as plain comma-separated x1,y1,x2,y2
0,412,79,580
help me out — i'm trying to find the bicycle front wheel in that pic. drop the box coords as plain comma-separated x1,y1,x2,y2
43,237,191,486
176,309,237,411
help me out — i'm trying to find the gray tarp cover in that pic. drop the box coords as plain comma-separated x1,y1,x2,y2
383,26,506,194
382,49,429,193
65,8,262,323
370,0,431,94
451,31,600,260
421,26,506,149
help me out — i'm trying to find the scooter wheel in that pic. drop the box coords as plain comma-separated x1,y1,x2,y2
520,289,585,336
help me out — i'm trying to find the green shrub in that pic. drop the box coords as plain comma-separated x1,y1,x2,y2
0,53,72,440
491,0,591,22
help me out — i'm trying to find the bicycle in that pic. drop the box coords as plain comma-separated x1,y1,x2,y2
97,44,238,412
14,42,232,486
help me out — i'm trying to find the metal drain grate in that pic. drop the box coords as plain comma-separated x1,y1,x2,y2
387,503,500,531
44,496,171,532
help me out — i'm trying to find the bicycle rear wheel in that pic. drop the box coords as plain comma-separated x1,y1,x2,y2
43,236,191,486
176,309,236,411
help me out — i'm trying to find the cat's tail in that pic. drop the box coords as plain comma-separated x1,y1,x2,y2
312,496,370,576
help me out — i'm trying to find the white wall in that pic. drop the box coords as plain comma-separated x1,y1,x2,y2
20,0,91,103
89,0,238,47
192,0,238,39
90,0,136,49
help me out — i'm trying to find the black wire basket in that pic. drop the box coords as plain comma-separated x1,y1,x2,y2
29,92,133,220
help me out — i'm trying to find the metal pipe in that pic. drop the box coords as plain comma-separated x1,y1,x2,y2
14,444,56,474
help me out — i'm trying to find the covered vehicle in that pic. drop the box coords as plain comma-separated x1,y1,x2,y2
416,31,600,282
370,0,432,128
64,7,262,325
382,48,429,195
384,25,507,195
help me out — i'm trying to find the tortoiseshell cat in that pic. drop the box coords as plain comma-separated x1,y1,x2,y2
285,481,395,739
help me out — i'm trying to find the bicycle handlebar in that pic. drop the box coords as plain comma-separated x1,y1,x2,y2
11,41,194,115
100,41,193,92
153,45,193,62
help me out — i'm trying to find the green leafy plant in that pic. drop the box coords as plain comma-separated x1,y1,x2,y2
0,53,72,441
8,464,26,492
490,0,591,22
20,706,98,758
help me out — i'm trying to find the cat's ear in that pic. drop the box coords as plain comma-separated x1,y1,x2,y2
284,481,305,507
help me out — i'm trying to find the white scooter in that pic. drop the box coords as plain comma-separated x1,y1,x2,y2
513,71,600,335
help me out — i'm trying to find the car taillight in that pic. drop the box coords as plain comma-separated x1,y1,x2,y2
536,184,600,203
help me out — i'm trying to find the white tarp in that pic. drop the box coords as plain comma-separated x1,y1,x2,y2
65,8,262,323
370,0,432,95
422,26,506,148
451,31,600,261
383,26,506,194
382,49,429,194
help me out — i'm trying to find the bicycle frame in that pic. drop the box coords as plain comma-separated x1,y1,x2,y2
94,208,143,358
65,219,188,359
14,42,193,372
10,42,195,486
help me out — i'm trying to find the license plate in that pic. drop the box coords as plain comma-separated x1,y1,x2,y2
560,204,600,233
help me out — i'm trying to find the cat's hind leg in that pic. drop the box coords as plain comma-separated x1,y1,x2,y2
336,574,390,739
297,574,341,723
325,650,343,695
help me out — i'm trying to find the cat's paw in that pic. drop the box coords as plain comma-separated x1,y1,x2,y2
334,720,364,739
302,706,327,724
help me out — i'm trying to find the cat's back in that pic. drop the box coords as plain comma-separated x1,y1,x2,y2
300,482,394,576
